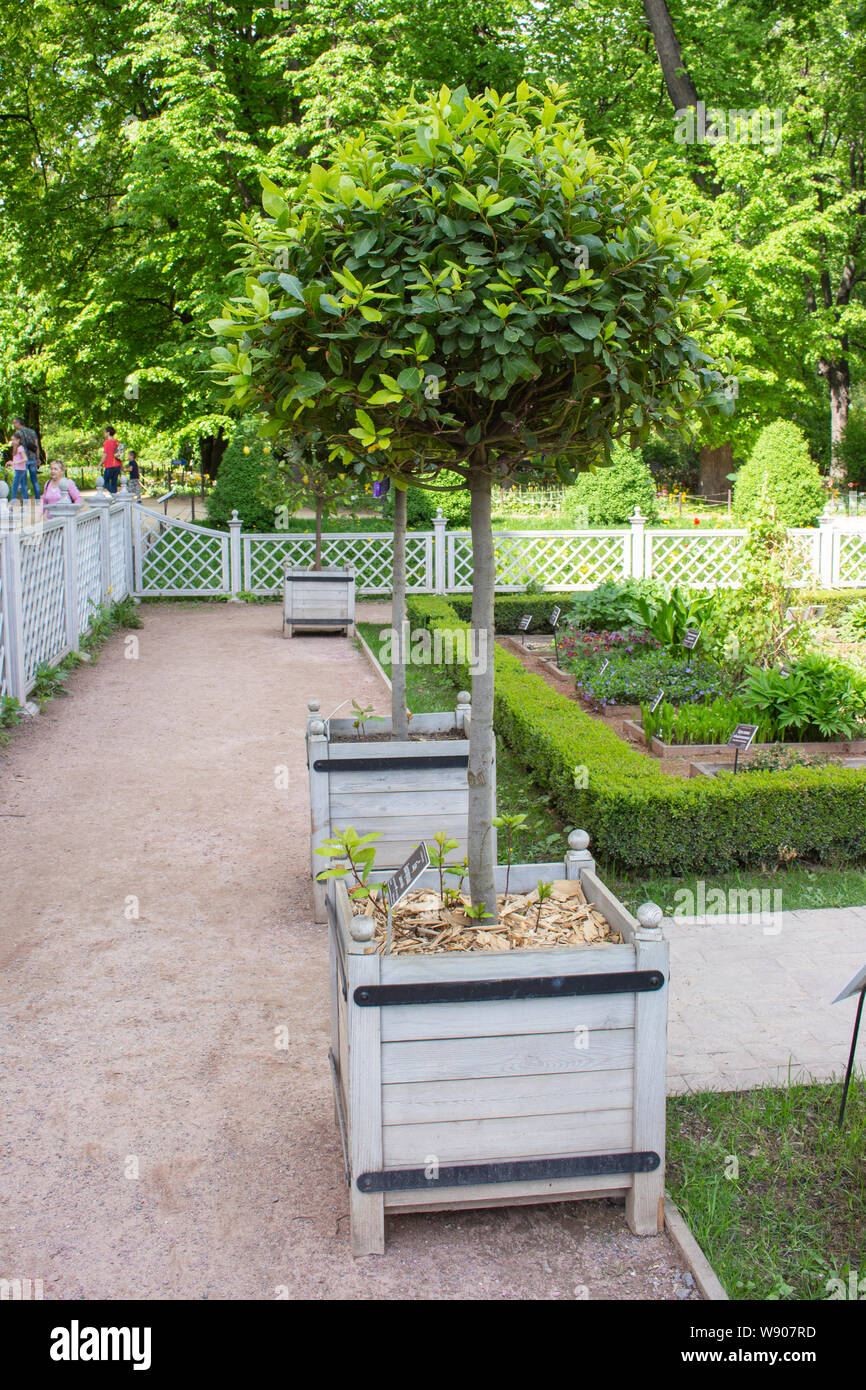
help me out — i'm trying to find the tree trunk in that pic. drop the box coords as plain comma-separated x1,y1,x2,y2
698,442,734,500
391,486,409,740
315,496,323,569
819,356,850,485
642,0,700,111
468,457,498,923
198,429,227,481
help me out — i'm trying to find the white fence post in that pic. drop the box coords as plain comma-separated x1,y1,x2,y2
116,485,135,599
630,507,646,580
818,510,835,588
0,499,28,705
229,510,243,600
89,484,112,602
47,490,80,655
433,508,447,594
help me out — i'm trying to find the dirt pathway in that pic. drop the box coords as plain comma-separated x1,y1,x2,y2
0,603,696,1300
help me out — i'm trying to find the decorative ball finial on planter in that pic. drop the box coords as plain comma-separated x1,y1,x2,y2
348,914,376,943
308,719,326,737
568,829,590,852
308,699,321,713
636,902,664,932
565,829,594,878
0,480,8,499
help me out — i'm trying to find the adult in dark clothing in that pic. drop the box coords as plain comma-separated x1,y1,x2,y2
11,416,41,499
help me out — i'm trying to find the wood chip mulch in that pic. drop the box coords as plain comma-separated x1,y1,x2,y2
354,879,623,954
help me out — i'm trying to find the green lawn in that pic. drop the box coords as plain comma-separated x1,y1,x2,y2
667,1082,866,1300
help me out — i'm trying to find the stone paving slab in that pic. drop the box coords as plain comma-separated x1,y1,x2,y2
665,910,866,1093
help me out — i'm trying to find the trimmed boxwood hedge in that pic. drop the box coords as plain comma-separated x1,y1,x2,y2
806,589,866,623
447,592,575,633
406,595,866,874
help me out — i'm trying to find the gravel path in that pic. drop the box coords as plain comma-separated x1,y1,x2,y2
0,602,696,1300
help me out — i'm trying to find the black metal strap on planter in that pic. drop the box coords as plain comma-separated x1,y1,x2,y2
357,1151,660,1193
313,754,469,773
354,970,664,1008
287,618,350,626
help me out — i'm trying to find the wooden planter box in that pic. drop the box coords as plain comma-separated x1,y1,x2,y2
306,695,497,922
283,564,355,638
326,832,668,1256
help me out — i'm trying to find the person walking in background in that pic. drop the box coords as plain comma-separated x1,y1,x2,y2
101,425,122,493
11,415,41,498
8,431,30,502
126,448,141,500
40,460,81,513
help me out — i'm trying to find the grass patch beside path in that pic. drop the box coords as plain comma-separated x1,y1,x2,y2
667,1082,866,1300
358,620,866,905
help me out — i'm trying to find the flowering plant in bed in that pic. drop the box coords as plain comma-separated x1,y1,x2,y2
569,648,731,709
557,627,661,662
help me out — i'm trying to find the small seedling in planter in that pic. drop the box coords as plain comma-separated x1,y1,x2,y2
535,880,553,928
428,831,459,901
315,826,386,923
351,700,385,739
445,856,469,898
492,813,528,896
463,900,492,924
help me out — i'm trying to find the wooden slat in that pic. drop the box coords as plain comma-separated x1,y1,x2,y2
384,1174,628,1210
626,930,668,1236
347,949,385,1256
327,812,469,840
580,868,638,943
380,942,635,984
328,768,470,794
330,790,469,819
382,1027,634,1084
383,1107,632,1166
326,739,469,761
379,993,634,1043
382,1068,634,1125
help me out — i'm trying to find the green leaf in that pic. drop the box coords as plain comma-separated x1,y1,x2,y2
466,423,482,445
293,370,326,400
277,273,305,303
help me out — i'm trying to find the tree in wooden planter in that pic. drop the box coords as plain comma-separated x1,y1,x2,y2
210,81,735,919
320,827,668,1255
269,439,360,637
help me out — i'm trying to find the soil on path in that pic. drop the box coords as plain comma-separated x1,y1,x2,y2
0,602,697,1300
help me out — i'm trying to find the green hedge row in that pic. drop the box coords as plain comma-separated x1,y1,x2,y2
807,588,866,622
406,596,866,874
447,592,575,633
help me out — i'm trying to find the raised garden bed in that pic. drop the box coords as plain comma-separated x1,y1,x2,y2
283,564,355,638
326,830,668,1255
623,718,866,760
306,695,497,921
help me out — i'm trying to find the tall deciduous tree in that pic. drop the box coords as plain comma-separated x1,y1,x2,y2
210,82,733,916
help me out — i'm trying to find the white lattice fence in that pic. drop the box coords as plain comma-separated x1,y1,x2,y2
109,506,129,599
646,530,747,589
19,522,69,684
447,530,628,591
134,507,229,595
837,531,866,587
243,531,433,594
76,512,103,634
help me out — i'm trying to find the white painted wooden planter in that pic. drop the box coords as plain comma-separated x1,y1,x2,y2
306,694,497,922
326,831,668,1256
283,564,355,638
